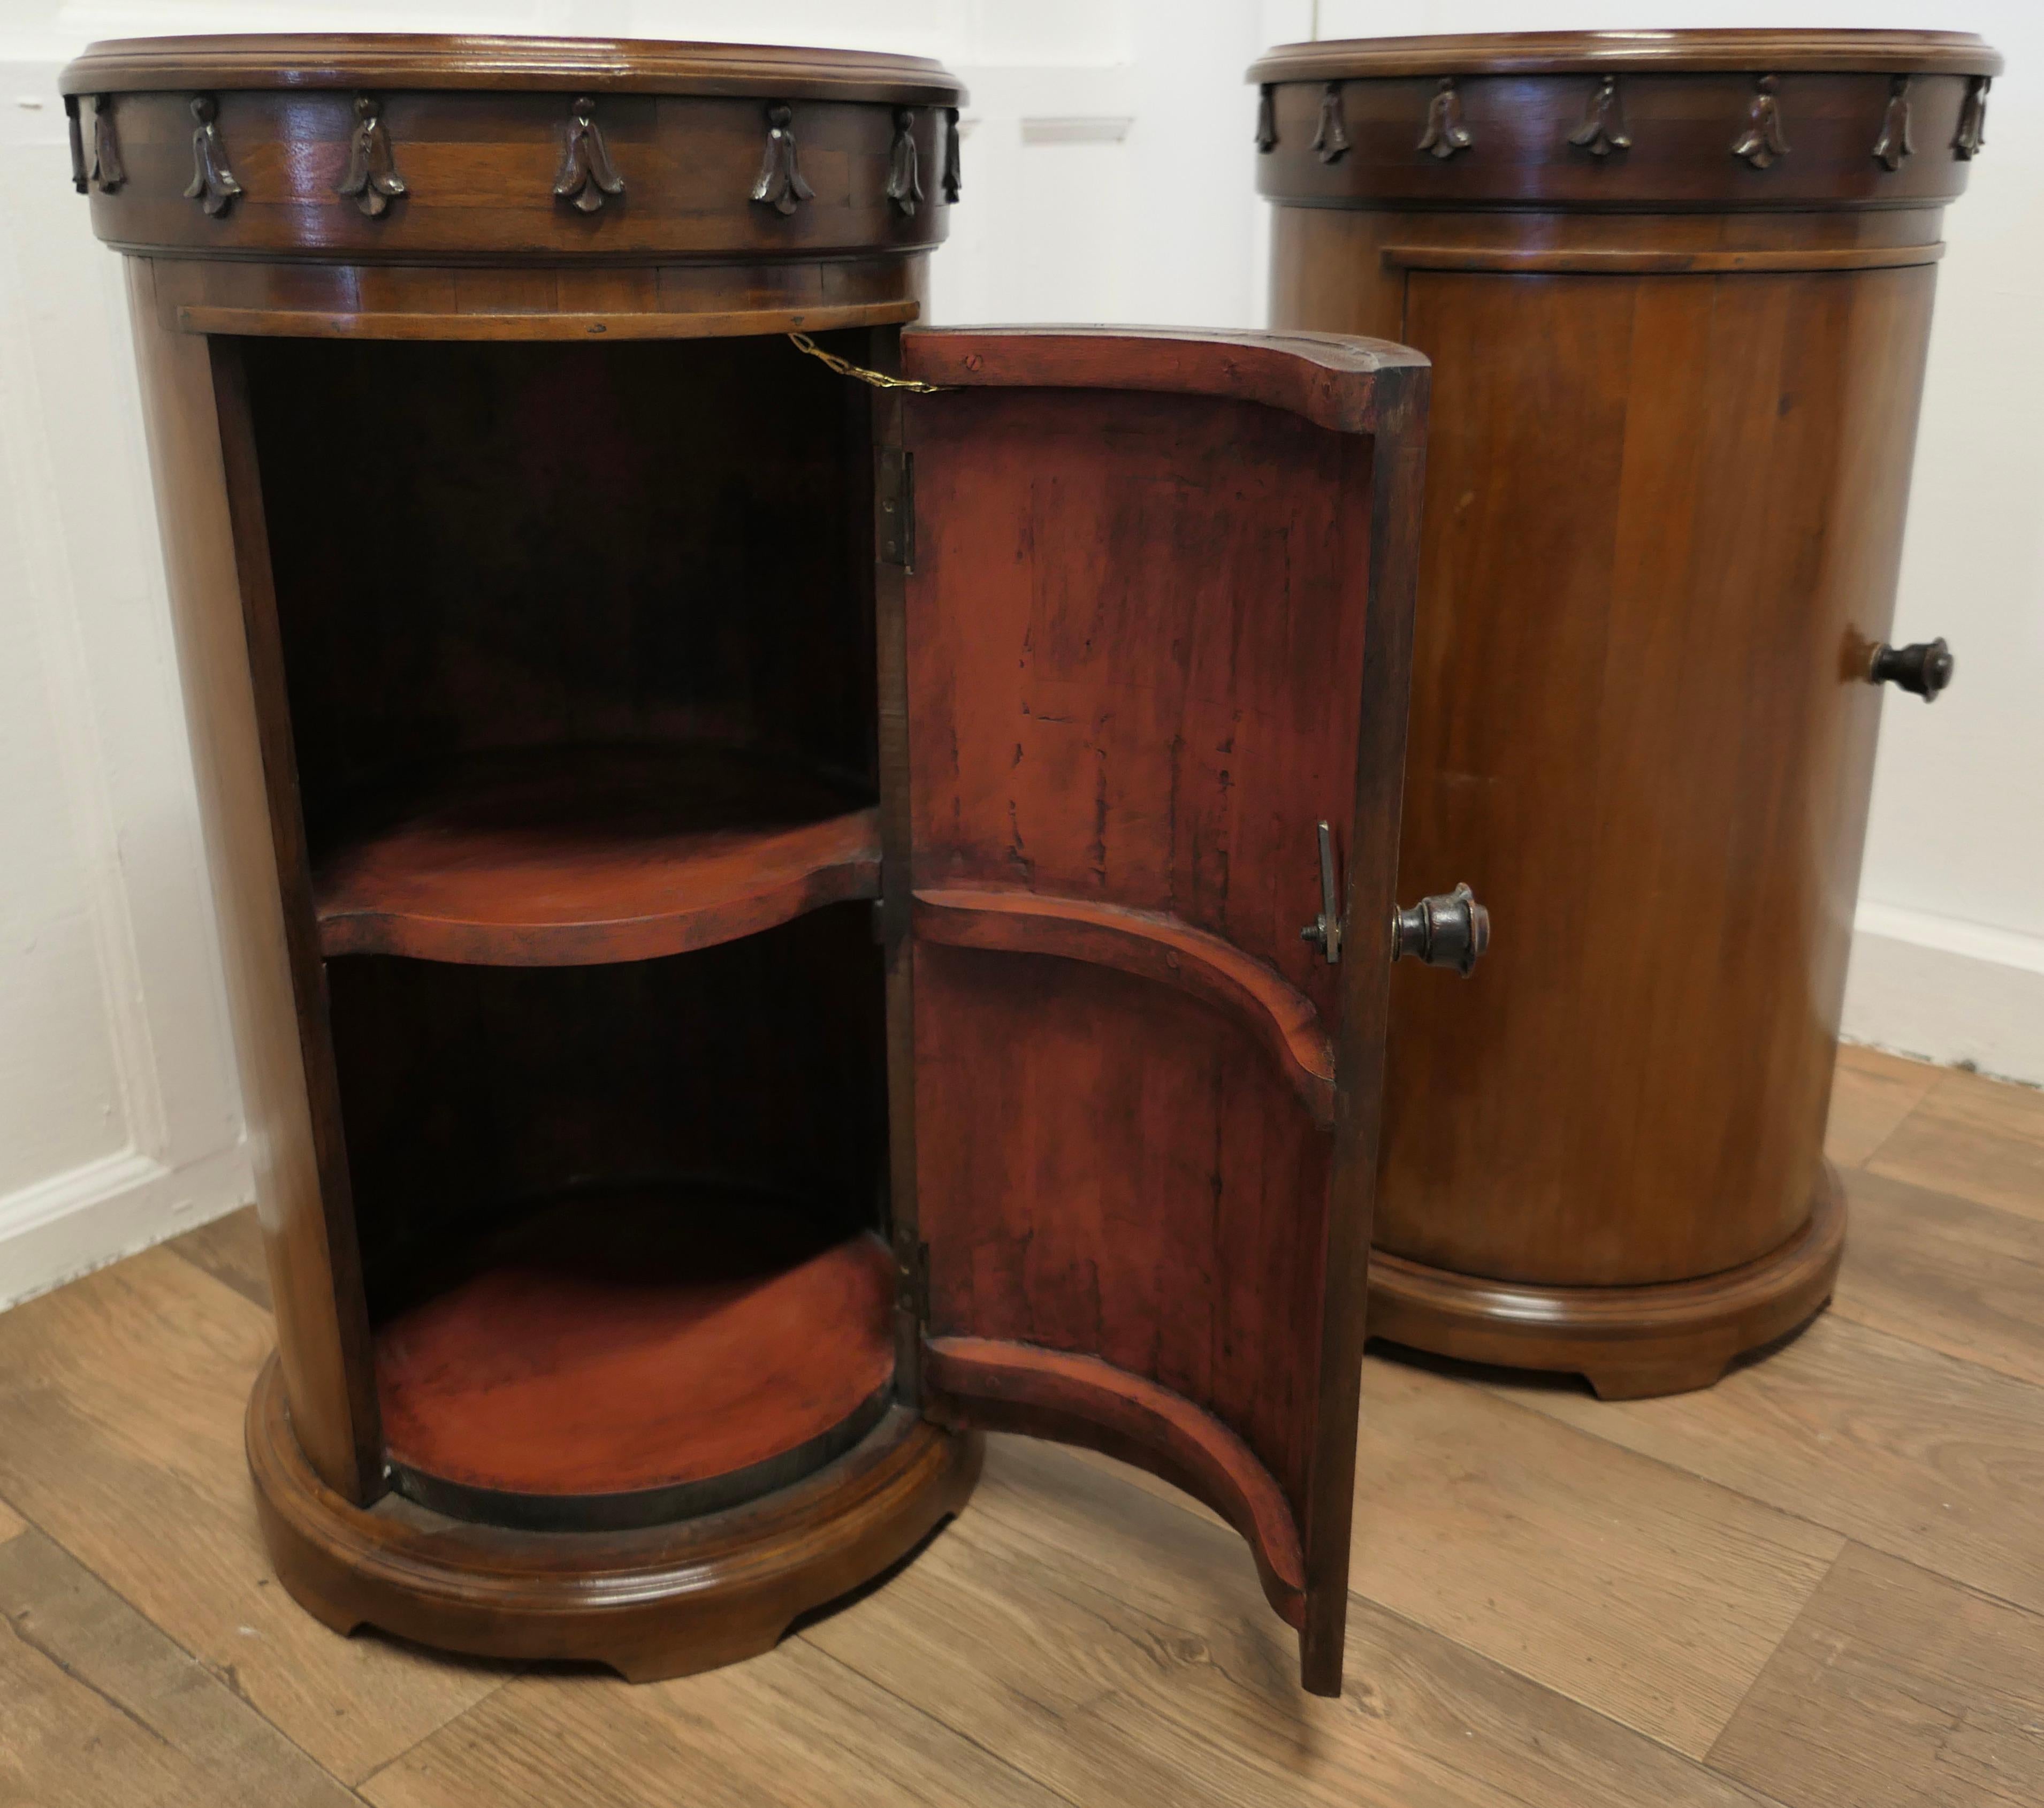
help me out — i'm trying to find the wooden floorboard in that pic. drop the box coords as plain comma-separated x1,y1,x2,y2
1351,1352,1843,1758
1486,1309,2044,1621
1864,1066,2044,1222
1709,1542,2044,1807
360,1630,1070,1808
1824,1044,1942,1168
6,1044,2044,1806
0,1244,508,1783
1831,1164,2044,1387
166,1205,272,1312
0,1527,360,1808
803,1436,1778,1807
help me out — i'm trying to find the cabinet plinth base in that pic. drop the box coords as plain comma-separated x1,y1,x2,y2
1367,1164,1847,1400
246,1354,980,1681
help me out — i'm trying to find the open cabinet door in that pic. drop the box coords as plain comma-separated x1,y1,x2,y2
874,327,1430,1696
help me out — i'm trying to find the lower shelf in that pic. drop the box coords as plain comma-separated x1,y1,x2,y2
374,1189,897,1530
251,1359,982,1682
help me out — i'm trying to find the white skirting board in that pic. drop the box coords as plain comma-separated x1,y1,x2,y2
1842,902,2044,1089
0,1141,253,1311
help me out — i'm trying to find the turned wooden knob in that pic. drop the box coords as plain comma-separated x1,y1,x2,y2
1393,884,1490,977
1870,637,1954,700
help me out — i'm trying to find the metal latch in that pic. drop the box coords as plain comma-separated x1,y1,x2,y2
1299,820,1343,965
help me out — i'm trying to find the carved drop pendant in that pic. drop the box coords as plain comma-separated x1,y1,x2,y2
1732,74,1790,170
337,94,407,217
554,96,624,213
184,96,242,217
752,103,815,216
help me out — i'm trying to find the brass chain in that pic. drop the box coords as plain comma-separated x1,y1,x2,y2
786,331,950,393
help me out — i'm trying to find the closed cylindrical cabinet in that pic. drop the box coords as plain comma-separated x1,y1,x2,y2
1251,30,2001,1397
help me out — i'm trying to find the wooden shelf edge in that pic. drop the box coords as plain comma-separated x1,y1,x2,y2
178,300,921,342
912,884,1337,1128
318,806,881,966
924,1334,1307,1629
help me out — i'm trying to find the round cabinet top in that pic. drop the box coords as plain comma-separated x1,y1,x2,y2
60,33,964,104
1248,30,2001,212
59,34,966,264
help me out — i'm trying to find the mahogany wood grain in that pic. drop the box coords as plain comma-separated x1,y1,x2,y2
249,1363,982,1682
1261,29,1983,1396
899,334,1427,1693
924,1336,1307,1628
314,746,880,966
911,885,1335,1127
376,1195,895,1526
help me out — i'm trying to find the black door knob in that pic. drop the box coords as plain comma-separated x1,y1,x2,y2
1869,637,1954,701
1393,884,1490,977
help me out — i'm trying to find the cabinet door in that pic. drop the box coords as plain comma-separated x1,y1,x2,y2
878,327,1427,1695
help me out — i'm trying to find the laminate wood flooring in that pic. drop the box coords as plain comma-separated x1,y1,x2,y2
2,1042,2040,1805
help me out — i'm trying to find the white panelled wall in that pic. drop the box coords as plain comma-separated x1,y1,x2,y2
0,0,2034,1304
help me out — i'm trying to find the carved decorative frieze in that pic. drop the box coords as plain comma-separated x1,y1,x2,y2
553,96,623,213
184,96,242,217
1732,74,1789,170
337,94,406,217
886,108,923,216
1872,76,1913,171
1417,77,1473,160
1955,75,1989,160
1568,75,1631,158
1313,82,1350,164
752,103,814,216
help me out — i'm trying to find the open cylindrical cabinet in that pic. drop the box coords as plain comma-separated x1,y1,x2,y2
1250,29,2001,1398
64,33,1456,1695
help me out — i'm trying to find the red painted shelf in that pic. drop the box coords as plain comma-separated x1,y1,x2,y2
375,1188,897,1528
312,744,880,966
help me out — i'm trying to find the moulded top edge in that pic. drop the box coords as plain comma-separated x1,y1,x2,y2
1247,29,2003,84
59,33,967,106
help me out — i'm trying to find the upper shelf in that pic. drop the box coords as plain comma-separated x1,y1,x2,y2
313,744,879,966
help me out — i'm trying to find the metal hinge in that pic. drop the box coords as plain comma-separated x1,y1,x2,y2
879,447,915,569
895,1235,931,1323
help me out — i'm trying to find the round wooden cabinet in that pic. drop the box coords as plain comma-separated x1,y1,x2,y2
65,34,1442,1695
1250,30,2001,1399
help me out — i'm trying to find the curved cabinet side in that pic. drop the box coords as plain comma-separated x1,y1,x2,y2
924,1335,1307,1628
126,260,378,1499
912,886,1336,1127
